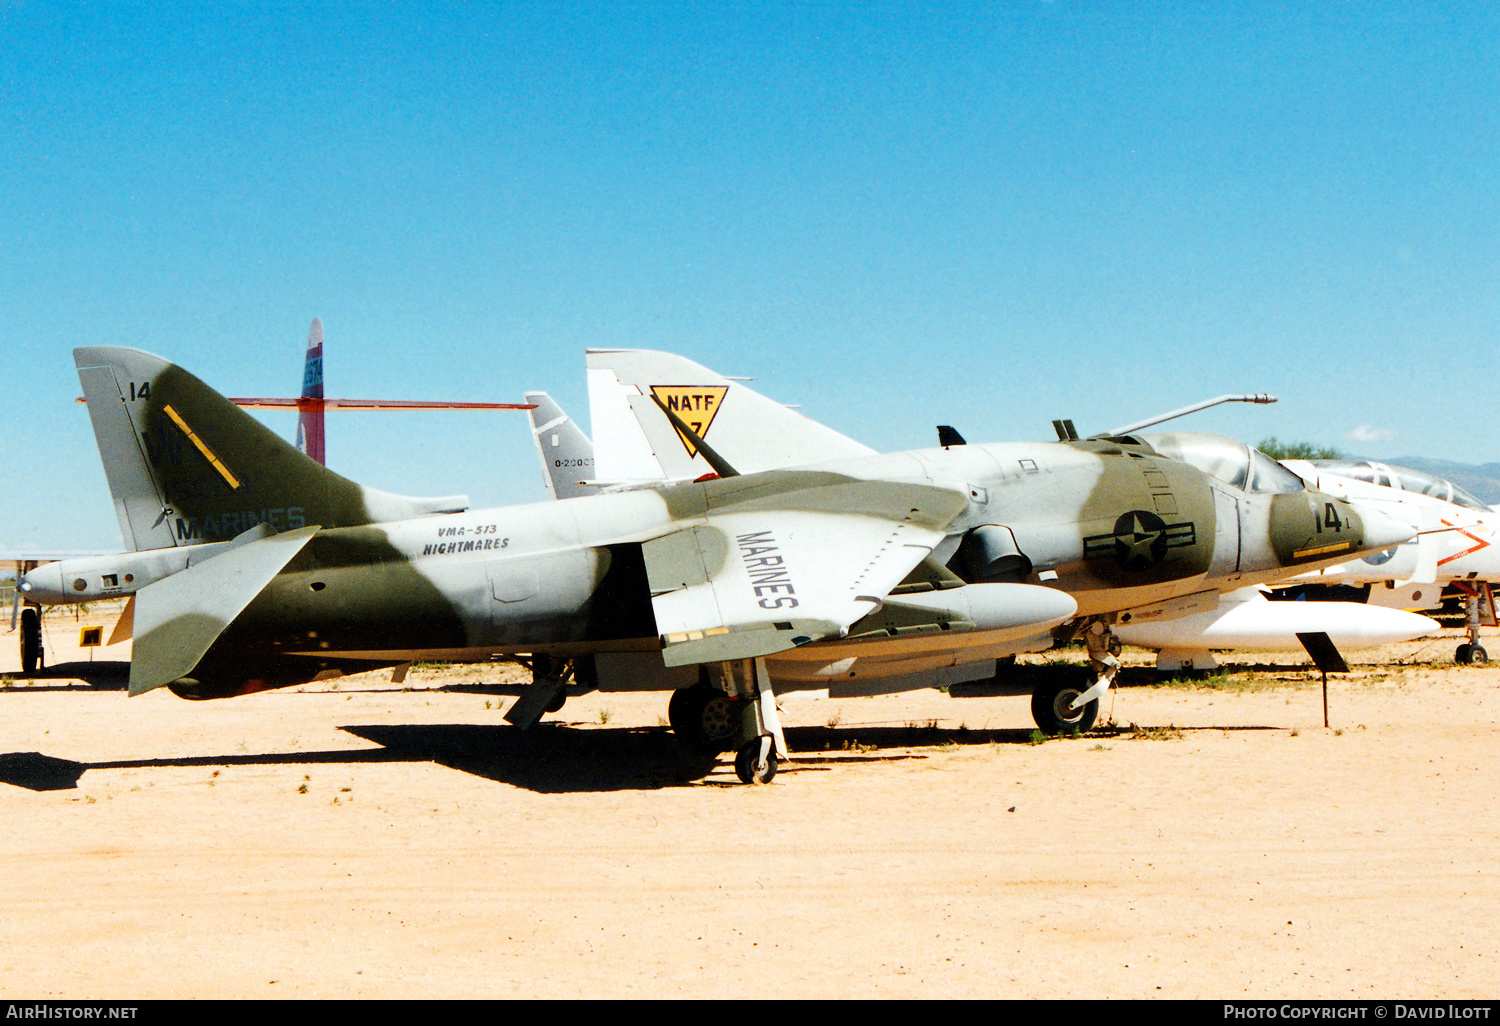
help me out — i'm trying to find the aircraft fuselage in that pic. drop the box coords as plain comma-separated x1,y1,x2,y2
25,436,1397,697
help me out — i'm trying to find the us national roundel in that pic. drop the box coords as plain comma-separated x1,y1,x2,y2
1109,510,1171,571
1084,510,1198,573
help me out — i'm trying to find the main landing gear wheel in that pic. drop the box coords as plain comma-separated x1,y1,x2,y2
668,684,737,753
1457,643,1489,665
20,607,42,675
735,737,777,784
1030,677,1099,736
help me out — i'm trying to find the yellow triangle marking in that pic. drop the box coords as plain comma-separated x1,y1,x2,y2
650,386,728,458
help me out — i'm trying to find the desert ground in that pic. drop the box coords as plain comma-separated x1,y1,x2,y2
1,601,1497,999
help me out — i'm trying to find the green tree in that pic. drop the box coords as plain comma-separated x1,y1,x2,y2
1257,436,1342,460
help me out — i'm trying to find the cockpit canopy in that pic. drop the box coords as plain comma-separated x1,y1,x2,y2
1313,460,1490,511
1139,432,1306,495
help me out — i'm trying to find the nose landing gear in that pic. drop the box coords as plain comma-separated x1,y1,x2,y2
1454,584,1492,665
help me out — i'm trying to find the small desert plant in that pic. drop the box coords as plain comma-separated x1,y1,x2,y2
1124,724,1184,741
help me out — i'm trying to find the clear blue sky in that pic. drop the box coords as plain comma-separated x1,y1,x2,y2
4,2,1497,551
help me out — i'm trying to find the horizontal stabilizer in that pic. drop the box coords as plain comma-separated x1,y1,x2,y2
128,526,317,696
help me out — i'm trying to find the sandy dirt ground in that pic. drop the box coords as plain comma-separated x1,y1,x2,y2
1,602,1498,999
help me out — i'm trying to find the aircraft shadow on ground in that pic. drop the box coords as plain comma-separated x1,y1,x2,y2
0,724,728,794
0,744,410,794
0,715,1286,795
0,720,1002,794
0,662,130,691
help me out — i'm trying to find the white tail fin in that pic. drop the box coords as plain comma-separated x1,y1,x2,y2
524,392,597,500
584,349,874,482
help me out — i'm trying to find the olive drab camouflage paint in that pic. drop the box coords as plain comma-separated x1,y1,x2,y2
26,348,1411,733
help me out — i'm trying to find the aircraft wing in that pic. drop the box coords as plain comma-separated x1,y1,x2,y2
641,481,966,666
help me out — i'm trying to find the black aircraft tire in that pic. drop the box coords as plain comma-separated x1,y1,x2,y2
20,608,42,675
735,739,777,784
668,685,736,753
1030,678,1098,736
667,686,694,734
1458,644,1489,665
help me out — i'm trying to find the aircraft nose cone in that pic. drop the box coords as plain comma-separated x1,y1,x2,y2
1356,504,1418,553
18,565,63,604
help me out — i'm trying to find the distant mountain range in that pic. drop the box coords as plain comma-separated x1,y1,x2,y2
1359,455,1500,506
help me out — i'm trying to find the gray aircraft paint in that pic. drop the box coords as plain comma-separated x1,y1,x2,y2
28,346,1412,702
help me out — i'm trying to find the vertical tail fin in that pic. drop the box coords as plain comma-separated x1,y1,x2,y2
295,318,326,465
75,346,468,550
524,392,597,500
584,349,875,482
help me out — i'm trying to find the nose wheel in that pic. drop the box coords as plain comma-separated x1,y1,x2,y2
1031,675,1100,735
1455,587,1492,665
1457,643,1489,665
1028,617,1115,733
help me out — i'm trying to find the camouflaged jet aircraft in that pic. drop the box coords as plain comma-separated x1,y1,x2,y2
582,349,1417,721
22,347,1411,783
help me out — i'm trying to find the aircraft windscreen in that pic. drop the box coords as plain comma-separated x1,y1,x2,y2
1142,433,1250,490
1247,448,1306,494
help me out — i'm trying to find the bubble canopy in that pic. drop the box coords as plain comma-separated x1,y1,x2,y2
1139,432,1307,495
1313,460,1489,511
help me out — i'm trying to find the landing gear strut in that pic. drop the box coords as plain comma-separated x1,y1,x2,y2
1031,618,1115,734
504,655,574,729
701,656,784,784
1456,588,1490,665
664,659,786,783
